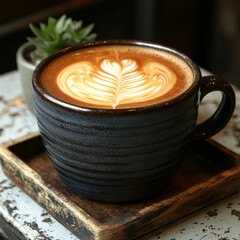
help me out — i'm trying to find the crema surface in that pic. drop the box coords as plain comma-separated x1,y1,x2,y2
40,45,194,109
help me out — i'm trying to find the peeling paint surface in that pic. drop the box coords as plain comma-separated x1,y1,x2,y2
0,70,240,239
0,162,78,240
0,71,38,143
141,192,240,240
0,71,77,239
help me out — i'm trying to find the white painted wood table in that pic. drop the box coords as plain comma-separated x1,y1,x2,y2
0,70,240,240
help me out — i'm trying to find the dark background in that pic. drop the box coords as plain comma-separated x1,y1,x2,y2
0,0,239,86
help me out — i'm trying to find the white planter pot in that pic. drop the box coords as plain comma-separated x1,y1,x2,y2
16,42,36,113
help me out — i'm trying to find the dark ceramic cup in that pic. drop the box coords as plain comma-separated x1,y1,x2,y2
32,40,235,202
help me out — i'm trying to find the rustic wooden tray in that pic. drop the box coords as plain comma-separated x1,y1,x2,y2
0,132,240,240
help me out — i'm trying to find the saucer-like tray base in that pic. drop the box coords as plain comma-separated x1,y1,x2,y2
1,132,240,240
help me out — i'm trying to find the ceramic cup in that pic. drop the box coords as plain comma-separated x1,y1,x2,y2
32,40,235,202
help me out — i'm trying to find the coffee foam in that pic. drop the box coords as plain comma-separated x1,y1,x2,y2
40,46,194,109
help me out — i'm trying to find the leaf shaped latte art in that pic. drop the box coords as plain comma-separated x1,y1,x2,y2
56,59,177,108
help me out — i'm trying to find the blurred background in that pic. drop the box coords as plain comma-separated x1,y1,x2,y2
0,0,239,86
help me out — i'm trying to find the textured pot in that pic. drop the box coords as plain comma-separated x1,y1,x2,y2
32,40,235,202
16,42,36,113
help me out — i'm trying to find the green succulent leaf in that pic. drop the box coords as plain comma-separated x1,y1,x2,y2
55,14,67,34
29,24,50,42
28,14,97,61
72,20,83,31
40,23,47,31
78,24,95,39
48,17,57,31
27,37,43,49
86,33,98,42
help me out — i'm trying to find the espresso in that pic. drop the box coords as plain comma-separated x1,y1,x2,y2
40,45,194,109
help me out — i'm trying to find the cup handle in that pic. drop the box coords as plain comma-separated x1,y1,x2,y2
193,75,235,141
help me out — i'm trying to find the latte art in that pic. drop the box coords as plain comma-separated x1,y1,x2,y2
40,45,194,109
57,58,177,108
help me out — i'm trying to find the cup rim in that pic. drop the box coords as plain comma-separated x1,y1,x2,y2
32,39,201,114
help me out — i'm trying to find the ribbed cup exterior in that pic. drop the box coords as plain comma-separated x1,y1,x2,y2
32,40,201,202
33,91,198,202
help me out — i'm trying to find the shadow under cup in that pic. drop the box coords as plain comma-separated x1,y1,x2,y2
32,40,235,203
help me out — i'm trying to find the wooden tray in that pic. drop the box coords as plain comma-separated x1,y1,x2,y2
1,132,240,240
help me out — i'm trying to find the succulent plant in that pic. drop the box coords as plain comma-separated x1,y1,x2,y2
27,14,97,62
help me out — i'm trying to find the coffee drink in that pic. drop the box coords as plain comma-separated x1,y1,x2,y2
33,40,235,202
40,45,194,109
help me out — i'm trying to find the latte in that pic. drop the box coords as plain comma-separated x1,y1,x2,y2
40,45,194,109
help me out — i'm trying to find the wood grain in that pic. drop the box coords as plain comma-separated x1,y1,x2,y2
0,132,240,240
